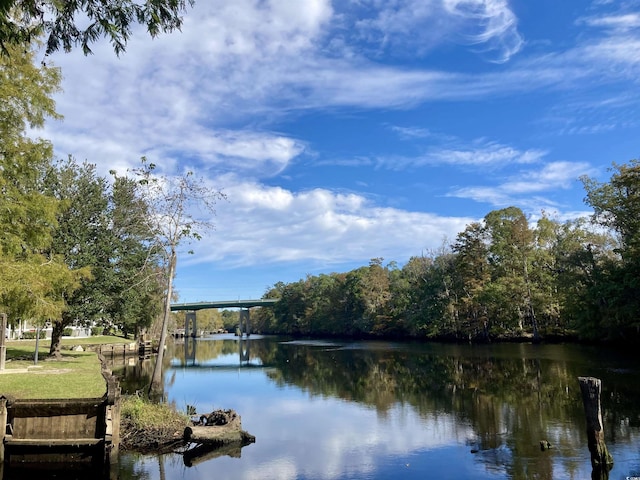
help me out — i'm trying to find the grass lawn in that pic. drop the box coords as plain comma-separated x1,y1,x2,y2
0,336,133,399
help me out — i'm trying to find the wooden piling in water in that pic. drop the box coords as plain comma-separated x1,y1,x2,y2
578,376,613,471
0,397,7,464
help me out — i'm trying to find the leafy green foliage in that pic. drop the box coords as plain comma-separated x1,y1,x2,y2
1,0,194,55
44,158,165,356
0,43,83,327
581,160,640,340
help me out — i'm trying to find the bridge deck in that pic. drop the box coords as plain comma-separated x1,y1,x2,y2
170,299,277,311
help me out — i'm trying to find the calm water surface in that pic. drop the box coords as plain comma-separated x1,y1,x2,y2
113,335,640,480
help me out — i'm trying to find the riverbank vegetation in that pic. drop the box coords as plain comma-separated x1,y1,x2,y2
120,394,191,452
252,161,640,344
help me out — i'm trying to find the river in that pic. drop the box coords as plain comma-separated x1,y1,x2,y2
112,335,640,479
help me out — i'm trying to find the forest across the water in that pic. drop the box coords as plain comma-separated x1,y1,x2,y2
243,161,640,344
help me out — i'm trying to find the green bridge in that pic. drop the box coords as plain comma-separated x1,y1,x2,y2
170,299,278,311
170,298,278,337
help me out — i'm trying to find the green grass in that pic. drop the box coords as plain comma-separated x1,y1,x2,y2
120,395,191,451
122,395,190,430
0,337,131,399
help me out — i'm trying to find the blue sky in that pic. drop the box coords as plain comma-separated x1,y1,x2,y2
41,0,640,302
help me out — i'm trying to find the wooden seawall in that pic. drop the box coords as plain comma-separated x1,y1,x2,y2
0,355,121,469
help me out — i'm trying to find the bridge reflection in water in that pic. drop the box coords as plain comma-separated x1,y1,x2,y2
170,299,278,338
181,336,263,369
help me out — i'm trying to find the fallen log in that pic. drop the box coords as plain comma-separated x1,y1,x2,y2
183,409,255,446
184,425,256,446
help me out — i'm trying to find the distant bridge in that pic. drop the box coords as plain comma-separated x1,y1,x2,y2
170,299,278,311
170,298,278,337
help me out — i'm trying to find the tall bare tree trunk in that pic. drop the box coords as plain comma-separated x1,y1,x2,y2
149,248,176,397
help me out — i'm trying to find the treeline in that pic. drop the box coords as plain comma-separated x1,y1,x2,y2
254,160,640,343
1,44,166,355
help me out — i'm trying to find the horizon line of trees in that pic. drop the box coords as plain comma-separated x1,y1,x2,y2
254,160,640,343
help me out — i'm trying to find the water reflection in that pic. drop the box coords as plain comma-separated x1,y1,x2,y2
110,336,640,480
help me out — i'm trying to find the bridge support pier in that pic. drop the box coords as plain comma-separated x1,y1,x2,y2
185,311,197,338
238,309,251,337
239,338,250,363
185,337,197,365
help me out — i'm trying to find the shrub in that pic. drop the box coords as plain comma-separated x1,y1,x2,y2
20,330,46,340
63,327,74,336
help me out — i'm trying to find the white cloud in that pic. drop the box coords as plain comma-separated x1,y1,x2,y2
448,161,593,207
183,178,473,268
346,0,523,62
443,0,524,62
362,140,546,170
426,142,546,166
580,13,640,31
389,125,434,140
43,0,639,183
34,0,638,276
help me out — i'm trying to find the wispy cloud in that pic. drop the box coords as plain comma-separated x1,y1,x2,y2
388,125,435,140
425,142,546,166
343,0,523,63
443,0,524,63
580,13,640,31
448,161,594,207
359,140,547,170
44,0,639,182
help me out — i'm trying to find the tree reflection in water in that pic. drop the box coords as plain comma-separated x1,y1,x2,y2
111,336,640,480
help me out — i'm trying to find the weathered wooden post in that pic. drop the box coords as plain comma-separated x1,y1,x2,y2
0,313,7,371
0,396,7,464
578,377,613,472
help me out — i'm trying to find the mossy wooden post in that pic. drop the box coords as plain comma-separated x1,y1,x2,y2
578,377,613,471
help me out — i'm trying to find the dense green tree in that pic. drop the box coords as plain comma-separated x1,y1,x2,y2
302,273,345,335
581,160,640,339
399,255,434,334
221,309,240,332
109,174,164,338
530,214,562,333
583,160,640,258
272,279,308,335
0,43,82,337
418,250,457,337
44,159,163,355
1,0,194,55
44,158,110,355
483,207,536,336
341,266,371,336
359,258,393,335
452,222,490,339
550,218,615,339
